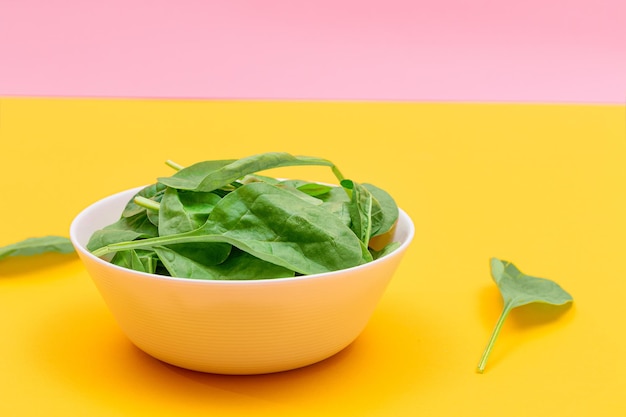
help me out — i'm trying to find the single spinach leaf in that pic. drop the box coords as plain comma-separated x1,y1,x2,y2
0,236,75,261
86,212,158,252
164,242,232,266
295,182,333,197
316,185,352,227
362,183,399,237
341,180,376,245
477,258,573,373
158,187,218,236
122,183,166,218
158,152,341,192
154,246,295,280
369,241,401,260
135,249,160,274
111,249,149,273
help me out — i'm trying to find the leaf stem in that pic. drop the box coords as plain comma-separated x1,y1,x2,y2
134,196,161,212
165,160,185,171
477,304,511,373
331,165,345,182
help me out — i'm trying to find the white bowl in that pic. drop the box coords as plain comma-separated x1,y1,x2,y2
70,186,414,374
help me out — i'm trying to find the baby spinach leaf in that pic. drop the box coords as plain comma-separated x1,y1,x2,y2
204,181,372,273
294,182,333,197
86,212,158,252
154,246,295,280
342,179,374,245
0,236,75,261
122,183,166,218
136,250,160,274
158,152,341,192
164,242,232,266
158,187,218,236
111,249,149,273
362,183,399,237
369,241,402,260
477,258,574,373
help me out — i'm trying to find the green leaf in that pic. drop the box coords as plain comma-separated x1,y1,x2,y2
154,246,295,280
122,183,166,218
342,180,374,245
362,183,399,237
369,241,401,260
158,187,221,236
86,212,159,252
111,249,149,273
477,258,573,373
157,152,340,192
294,182,333,197
0,236,75,261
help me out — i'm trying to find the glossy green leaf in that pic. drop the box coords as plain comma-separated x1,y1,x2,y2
294,182,333,197
122,182,166,218
158,152,340,192
369,241,401,260
111,249,149,273
342,179,374,245
158,187,220,236
154,246,295,280
363,183,399,237
86,211,158,252
164,242,232,266
477,258,573,373
0,236,75,261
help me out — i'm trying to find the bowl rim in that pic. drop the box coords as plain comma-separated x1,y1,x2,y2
70,185,415,285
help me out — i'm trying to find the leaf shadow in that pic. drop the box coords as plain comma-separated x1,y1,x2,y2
477,285,575,372
508,301,574,330
0,252,78,278
33,299,437,414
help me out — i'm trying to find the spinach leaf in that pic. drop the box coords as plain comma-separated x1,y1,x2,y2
122,183,166,218
158,152,342,192
92,182,371,275
111,249,149,273
362,183,399,237
293,182,333,197
86,211,158,252
158,187,220,236
316,185,352,227
341,179,374,245
369,241,402,260
164,242,232,266
111,249,162,273
0,236,75,261
477,258,573,373
206,182,372,273
154,246,295,280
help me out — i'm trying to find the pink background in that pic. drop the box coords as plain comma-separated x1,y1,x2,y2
0,0,624,103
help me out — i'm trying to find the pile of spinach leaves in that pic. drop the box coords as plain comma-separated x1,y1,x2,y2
87,152,400,280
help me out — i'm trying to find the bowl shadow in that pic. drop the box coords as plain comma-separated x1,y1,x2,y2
34,299,434,414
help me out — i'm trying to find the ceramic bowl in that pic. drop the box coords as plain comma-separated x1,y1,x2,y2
70,186,414,374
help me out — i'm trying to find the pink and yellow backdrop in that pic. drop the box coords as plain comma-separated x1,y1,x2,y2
2,2,626,417
0,0,624,102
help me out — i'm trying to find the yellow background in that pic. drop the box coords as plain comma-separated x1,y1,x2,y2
1,98,625,416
